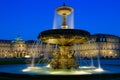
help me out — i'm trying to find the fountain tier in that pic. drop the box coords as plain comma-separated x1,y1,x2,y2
38,29,90,45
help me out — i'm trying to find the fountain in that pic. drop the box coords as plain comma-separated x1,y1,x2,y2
38,3,90,69
20,4,107,75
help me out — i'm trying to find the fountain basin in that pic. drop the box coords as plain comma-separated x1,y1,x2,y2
56,6,73,15
0,61,120,80
38,29,90,45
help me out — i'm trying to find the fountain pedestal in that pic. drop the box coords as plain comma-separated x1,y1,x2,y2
50,45,78,69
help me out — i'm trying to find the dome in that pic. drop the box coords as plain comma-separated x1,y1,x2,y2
12,36,25,43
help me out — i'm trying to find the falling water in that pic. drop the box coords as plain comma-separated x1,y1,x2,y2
53,9,74,29
74,44,90,67
53,11,62,29
36,41,43,64
88,40,94,68
40,41,43,55
53,11,57,29
31,40,37,67
55,44,58,50
31,40,41,67
92,39,103,70
44,43,50,59
67,12,74,29
74,44,79,60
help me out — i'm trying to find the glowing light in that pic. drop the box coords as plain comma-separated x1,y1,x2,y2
24,55,31,58
94,67,104,72
22,67,41,72
22,67,33,72
79,66,95,69
22,66,95,75
50,70,92,75
46,64,50,68
73,71,92,75
50,71,66,74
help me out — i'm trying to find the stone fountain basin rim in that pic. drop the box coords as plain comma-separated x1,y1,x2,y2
38,29,90,44
38,29,90,38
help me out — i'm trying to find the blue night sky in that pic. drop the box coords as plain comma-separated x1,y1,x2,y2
0,0,120,40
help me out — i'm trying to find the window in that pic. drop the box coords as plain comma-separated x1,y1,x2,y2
100,38,102,42
103,38,105,42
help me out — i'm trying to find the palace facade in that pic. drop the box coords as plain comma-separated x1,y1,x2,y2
79,34,120,59
0,34,120,59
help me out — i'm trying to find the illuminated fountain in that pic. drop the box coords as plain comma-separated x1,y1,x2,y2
38,4,90,69
22,4,105,75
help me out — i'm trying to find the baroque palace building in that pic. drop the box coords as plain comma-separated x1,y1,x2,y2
78,34,120,59
0,34,120,59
